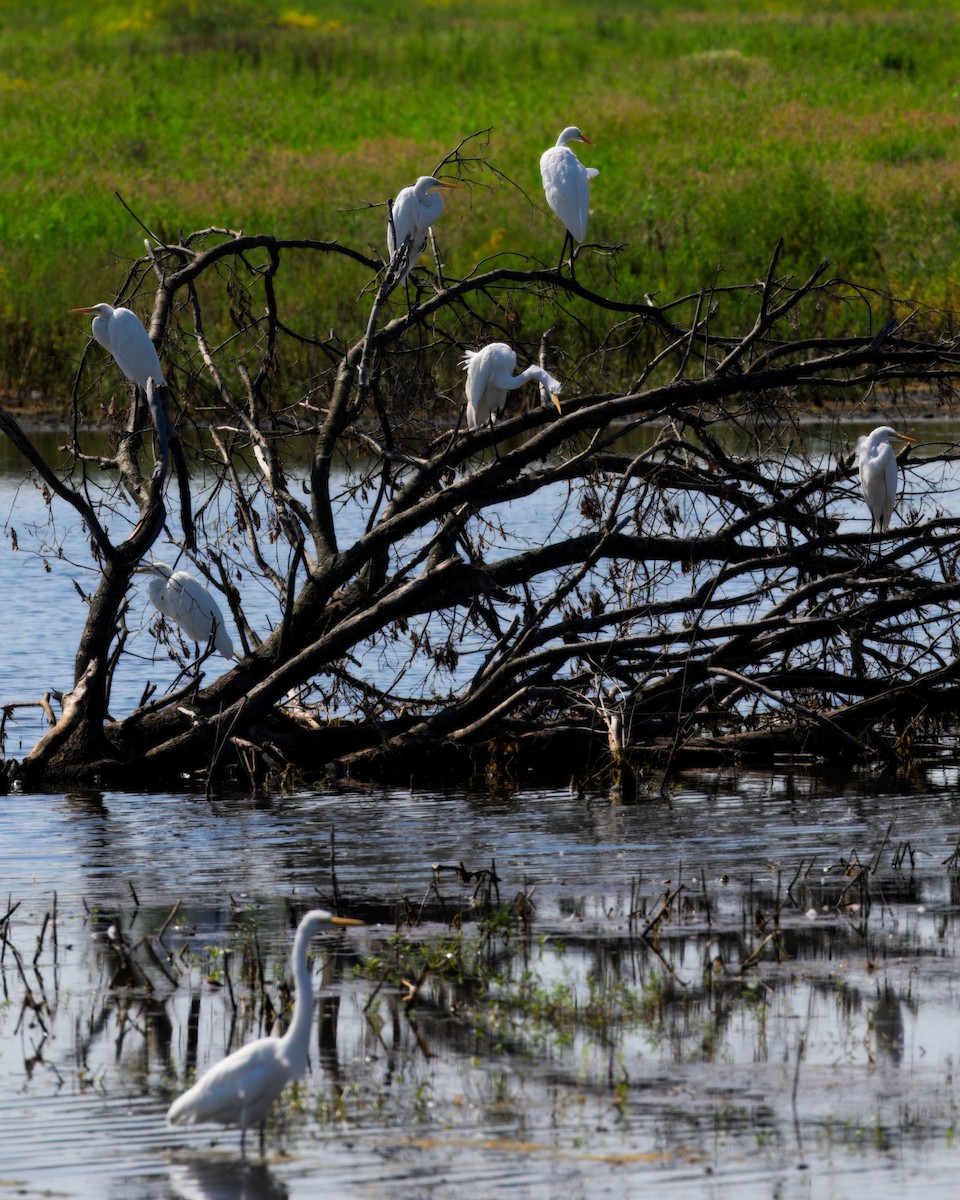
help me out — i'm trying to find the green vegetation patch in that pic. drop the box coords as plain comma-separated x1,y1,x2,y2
3,0,960,395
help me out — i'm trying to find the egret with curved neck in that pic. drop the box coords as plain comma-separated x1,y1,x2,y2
387,175,459,285
166,908,363,1154
462,342,562,429
136,561,238,661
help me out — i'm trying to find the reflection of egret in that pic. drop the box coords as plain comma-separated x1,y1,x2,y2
856,425,914,534
166,909,363,1155
136,562,238,661
387,175,459,285
462,342,562,429
868,983,904,1067
540,126,599,274
167,1157,289,1200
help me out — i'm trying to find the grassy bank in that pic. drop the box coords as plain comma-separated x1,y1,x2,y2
3,0,960,400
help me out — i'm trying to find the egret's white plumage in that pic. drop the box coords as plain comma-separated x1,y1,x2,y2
462,342,562,429
137,562,237,660
69,303,165,391
540,127,598,257
73,303,198,552
387,176,459,284
856,425,914,533
166,909,363,1154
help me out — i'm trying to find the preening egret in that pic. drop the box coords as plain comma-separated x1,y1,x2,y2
540,127,599,273
166,908,363,1154
71,302,197,550
856,425,914,534
137,562,238,661
387,175,459,285
462,342,562,429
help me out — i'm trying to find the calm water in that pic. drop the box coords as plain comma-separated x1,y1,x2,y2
3,427,960,1197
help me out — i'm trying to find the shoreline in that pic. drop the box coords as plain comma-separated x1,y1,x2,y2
3,394,956,437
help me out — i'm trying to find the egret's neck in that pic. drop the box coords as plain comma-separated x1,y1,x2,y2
280,923,317,1070
507,365,547,391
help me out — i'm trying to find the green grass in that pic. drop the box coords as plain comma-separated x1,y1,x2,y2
4,0,960,396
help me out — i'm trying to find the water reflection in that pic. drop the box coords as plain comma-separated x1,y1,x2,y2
3,776,960,1197
168,1158,289,1200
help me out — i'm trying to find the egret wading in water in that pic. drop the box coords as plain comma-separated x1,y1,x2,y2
540,126,599,276
167,909,363,1154
70,302,195,549
387,175,459,286
855,425,914,538
462,342,562,429
136,562,239,661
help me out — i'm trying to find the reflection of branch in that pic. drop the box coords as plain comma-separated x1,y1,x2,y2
740,930,782,973
640,885,683,939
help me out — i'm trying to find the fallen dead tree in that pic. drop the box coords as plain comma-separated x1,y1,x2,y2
3,179,960,793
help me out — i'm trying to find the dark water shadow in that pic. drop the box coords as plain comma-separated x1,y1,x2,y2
167,1156,289,1200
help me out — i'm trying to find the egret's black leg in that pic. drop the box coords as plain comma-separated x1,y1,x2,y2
557,231,574,275
866,521,882,565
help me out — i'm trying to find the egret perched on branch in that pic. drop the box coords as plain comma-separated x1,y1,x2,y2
462,342,562,429
387,175,459,285
69,303,165,391
136,562,238,661
855,425,914,534
540,126,599,274
167,908,363,1155
70,302,196,549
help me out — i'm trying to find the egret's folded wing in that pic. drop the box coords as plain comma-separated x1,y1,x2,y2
167,1039,289,1128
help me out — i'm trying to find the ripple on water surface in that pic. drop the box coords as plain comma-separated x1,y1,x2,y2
3,777,960,1197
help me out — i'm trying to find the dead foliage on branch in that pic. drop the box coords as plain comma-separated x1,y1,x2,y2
4,153,960,793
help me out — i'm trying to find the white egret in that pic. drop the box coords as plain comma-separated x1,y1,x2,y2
540,126,599,273
167,908,363,1154
71,302,197,550
137,562,238,661
462,342,562,429
69,303,165,391
855,425,914,534
387,175,459,285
